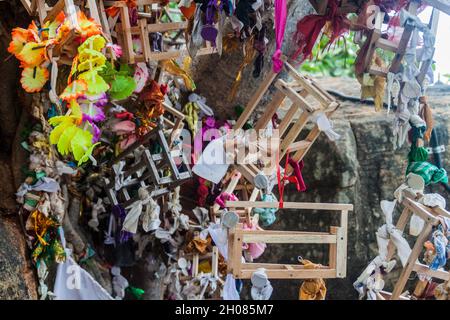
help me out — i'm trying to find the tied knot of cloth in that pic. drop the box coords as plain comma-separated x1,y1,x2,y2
123,187,160,234
298,259,327,300
113,161,132,191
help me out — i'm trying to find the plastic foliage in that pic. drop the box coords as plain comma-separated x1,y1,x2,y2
99,62,136,101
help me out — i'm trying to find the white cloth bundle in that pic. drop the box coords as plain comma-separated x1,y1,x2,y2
223,274,240,300
192,135,229,184
123,187,160,233
312,112,341,141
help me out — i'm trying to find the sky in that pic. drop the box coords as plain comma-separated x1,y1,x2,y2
419,7,450,83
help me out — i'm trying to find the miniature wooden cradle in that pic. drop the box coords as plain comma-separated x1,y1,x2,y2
224,201,352,279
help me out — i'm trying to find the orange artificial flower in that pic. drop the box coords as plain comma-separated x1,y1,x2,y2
20,66,49,93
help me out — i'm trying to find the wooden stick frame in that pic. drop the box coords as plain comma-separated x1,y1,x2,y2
109,0,216,64
225,201,352,279
378,195,450,300
214,59,340,214
186,246,220,279
359,0,440,79
104,120,191,207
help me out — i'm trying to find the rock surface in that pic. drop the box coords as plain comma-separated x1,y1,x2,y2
0,216,38,299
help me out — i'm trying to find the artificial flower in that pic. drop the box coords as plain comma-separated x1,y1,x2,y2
60,79,88,101
20,66,49,93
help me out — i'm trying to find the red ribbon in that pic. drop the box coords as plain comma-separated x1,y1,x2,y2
276,150,306,209
292,0,349,63
115,111,134,120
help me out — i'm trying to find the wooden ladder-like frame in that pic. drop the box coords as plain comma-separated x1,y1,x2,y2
360,0,440,82
225,201,352,279
211,60,340,218
378,196,450,300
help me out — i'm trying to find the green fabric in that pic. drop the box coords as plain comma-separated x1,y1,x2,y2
126,286,145,300
406,161,448,185
253,193,277,227
408,146,429,162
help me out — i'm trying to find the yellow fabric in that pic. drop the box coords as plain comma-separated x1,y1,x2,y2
26,210,59,246
186,236,211,254
298,259,327,300
357,55,386,112
419,96,433,142
228,37,256,102
161,59,196,91
198,260,212,274
182,102,199,135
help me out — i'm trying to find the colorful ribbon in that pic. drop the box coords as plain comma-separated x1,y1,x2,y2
272,0,287,73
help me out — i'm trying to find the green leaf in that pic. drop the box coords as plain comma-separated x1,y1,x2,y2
57,126,78,156
109,75,136,100
119,63,134,76
71,129,93,161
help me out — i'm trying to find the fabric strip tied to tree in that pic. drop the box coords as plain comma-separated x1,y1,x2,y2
272,0,287,73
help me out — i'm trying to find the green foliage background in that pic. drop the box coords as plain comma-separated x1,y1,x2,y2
300,32,358,78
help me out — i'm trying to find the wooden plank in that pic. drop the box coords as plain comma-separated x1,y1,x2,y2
119,6,135,63
20,0,33,15
430,205,450,219
386,207,411,261
139,19,152,63
231,227,243,278
362,25,382,73
105,0,163,6
288,140,311,152
212,170,241,214
279,111,309,157
335,226,346,278
329,227,338,270
37,0,49,26
98,0,112,41
369,65,388,77
379,290,410,300
239,267,337,279
254,91,286,130
402,198,439,225
413,262,450,281
233,70,278,130
242,231,337,244
278,102,300,136
424,0,450,16
225,201,353,211
391,222,433,300
286,125,321,172
284,62,331,107
146,21,188,33
192,253,199,277
389,0,418,74
86,0,102,25
376,37,398,52
211,246,219,277
235,165,257,188
275,80,317,113
148,51,182,61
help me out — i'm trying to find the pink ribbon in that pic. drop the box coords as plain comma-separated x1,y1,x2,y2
272,0,287,73
215,192,238,209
